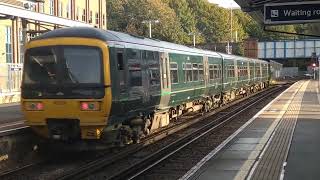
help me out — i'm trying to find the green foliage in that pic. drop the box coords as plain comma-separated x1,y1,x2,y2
106,0,302,45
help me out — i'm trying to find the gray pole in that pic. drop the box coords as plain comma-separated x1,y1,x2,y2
318,57,320,89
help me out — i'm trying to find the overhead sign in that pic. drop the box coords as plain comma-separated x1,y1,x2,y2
264,1,320,25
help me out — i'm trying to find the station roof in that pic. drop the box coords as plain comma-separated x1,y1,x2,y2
234,0,318,24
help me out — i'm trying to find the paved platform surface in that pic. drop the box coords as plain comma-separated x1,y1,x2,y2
0,103,25,133
181,80,319,180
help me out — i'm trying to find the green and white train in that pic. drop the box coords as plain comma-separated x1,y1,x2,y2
22,27,269,145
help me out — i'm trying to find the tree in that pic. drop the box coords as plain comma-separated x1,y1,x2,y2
107,0,187,43
164,0,198,44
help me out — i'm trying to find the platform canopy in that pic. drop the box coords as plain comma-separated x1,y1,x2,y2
234,0,309,25
0,3,91,27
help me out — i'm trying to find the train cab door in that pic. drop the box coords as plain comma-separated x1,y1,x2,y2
159,52,171,109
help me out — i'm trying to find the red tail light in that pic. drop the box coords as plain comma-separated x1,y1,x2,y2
24,102,44,111
36,103,44,110
81,102,89,110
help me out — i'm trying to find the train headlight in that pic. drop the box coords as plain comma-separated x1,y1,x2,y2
24,102,44,111
80,102,100,111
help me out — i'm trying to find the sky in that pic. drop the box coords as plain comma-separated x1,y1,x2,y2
208,0,240,9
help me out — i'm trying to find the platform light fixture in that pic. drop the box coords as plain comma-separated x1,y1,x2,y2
142,20,160,38
188,32,201,47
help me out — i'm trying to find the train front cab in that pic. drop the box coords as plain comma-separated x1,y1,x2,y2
21,37,112,141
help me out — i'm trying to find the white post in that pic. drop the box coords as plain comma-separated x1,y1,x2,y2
149,21,152,38
230,6,233,42
193,34,196,47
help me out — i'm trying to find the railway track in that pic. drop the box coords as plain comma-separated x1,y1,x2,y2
0,84,288,180
59,84,288,180
96,85,286,180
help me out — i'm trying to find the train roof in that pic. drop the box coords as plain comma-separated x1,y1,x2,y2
32,27,267,63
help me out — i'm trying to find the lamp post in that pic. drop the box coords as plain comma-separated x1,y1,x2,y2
142,20,159,38
188,32,201,47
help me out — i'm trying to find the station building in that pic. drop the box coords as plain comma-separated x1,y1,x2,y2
0,0,107,103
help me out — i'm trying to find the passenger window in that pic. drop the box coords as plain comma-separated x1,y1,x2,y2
184,63,192,82
117,52,124,70
170,63,178,84
214,65,219,78
192,63,198,81
148,52,160,86
128,63,142,86
209,65,214,80
198,64,204,81
128,49,142,87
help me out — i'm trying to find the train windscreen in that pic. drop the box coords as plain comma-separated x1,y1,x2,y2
22,46,105,99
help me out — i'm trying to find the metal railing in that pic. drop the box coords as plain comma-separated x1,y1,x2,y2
0,63,23,95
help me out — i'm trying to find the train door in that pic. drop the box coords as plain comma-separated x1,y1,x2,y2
141,51,150,104
142,50,161,108
203,56,209,95
234,59,238,87
127,49,144,112
158,52,171,109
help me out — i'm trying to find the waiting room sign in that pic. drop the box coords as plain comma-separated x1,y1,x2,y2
264,1,320,25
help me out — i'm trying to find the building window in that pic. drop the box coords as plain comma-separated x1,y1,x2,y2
19,28,24,63
102,14,105,26
76,7,79,20
95,12,99,25
49,0,54,15
89,11,93,23
82,9,86,21
66,4,69,18
68,0,71,18
170,63,178,84
5,26,12,63
59,2,63,17
39,3,44,13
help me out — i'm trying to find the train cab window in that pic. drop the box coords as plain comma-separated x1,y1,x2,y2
117,52,124,70
192,63,198,81
170,63,178,84
209,65,214,80
199,64,204,81
184,63,192,82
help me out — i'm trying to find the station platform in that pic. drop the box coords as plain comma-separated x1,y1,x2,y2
181,80,320,180
0,103,26,134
